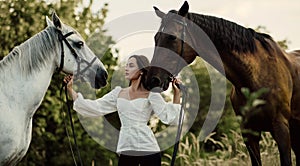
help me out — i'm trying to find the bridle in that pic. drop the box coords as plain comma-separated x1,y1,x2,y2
56,29,97,166
159,14,189,166
159,14,188,82
56,29,97,80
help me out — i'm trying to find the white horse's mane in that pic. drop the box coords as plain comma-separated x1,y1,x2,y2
0,26,59,76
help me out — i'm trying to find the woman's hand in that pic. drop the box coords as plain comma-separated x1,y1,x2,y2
63,75,78,100
64,75,73,89
172,78,182,104
172,78,182,93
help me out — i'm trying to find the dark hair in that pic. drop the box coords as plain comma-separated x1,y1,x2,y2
128,55,150,89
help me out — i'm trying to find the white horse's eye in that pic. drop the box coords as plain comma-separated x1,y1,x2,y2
74,41,84,48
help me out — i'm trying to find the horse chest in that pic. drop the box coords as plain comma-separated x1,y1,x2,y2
0,67,51,165
0,107,34,165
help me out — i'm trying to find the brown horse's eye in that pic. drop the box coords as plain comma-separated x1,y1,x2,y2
168,35,177,40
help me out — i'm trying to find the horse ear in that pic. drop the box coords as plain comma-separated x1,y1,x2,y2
178,1,189,17
46,16,53,27
153,6,165,18
52,12,63,30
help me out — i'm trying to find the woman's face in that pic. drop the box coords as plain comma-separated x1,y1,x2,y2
125,57,141,81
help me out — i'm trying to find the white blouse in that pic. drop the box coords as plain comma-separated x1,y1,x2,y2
73,86,181,153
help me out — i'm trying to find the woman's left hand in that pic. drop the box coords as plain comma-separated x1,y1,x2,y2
172,78,182,94
172,78,182,104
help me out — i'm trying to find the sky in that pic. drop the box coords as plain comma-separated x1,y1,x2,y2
90,0,300,59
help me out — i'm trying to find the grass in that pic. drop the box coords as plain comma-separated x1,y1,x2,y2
162,130,296,166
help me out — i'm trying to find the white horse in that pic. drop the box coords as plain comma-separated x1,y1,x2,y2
0,13,108,165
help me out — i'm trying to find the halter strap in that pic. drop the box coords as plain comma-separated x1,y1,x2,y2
57,30,77,72
164,18,187,77
169,17,188,166
178,19,187,74
55,29,97,79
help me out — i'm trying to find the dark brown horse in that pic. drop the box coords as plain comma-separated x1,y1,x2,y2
146,1,300,166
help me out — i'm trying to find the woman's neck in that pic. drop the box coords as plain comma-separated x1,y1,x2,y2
129,77,146,91
128,77,149,100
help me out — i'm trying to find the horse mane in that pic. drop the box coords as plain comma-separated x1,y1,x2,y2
185,11,274,54
0,26,59,76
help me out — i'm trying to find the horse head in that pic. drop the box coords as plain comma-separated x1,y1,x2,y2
46,12,108,89
146,1,197,91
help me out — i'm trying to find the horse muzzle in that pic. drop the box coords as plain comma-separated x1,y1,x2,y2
146,73,171,92
94,67,108,89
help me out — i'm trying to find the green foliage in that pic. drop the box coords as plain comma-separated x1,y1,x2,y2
181,59,238,148
0,0,48,56
240,87,268,116
238,87,269,136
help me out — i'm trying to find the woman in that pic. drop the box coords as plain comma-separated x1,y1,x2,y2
64,55,181,166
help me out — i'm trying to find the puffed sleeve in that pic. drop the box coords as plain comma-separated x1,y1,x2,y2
149,92,181,125
73,86,122,117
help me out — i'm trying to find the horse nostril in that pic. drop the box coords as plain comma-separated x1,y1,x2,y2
95,67,108,87
151,77,161,87
103,70,108,80
97,68,108,79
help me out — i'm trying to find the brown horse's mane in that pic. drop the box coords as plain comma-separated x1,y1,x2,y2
174,10,274,54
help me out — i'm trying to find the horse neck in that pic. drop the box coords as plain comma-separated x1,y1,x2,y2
188,13,271,88
0,27,59,114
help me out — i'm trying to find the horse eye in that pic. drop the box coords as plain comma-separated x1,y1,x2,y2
168,35,177,40
75,41,84,48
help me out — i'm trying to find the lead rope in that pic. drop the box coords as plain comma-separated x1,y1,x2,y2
60,83,83,166
170,17,188,166
170,84,187,166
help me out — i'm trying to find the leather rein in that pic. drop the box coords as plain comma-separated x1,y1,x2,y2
56,29,97,166
56,29,97,80
159,15,188,166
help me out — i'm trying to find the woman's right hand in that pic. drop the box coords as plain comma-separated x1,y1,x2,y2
63,75,78,100
63,75,73,89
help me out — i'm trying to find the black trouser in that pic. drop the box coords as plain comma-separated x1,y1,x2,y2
118,151,161,166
